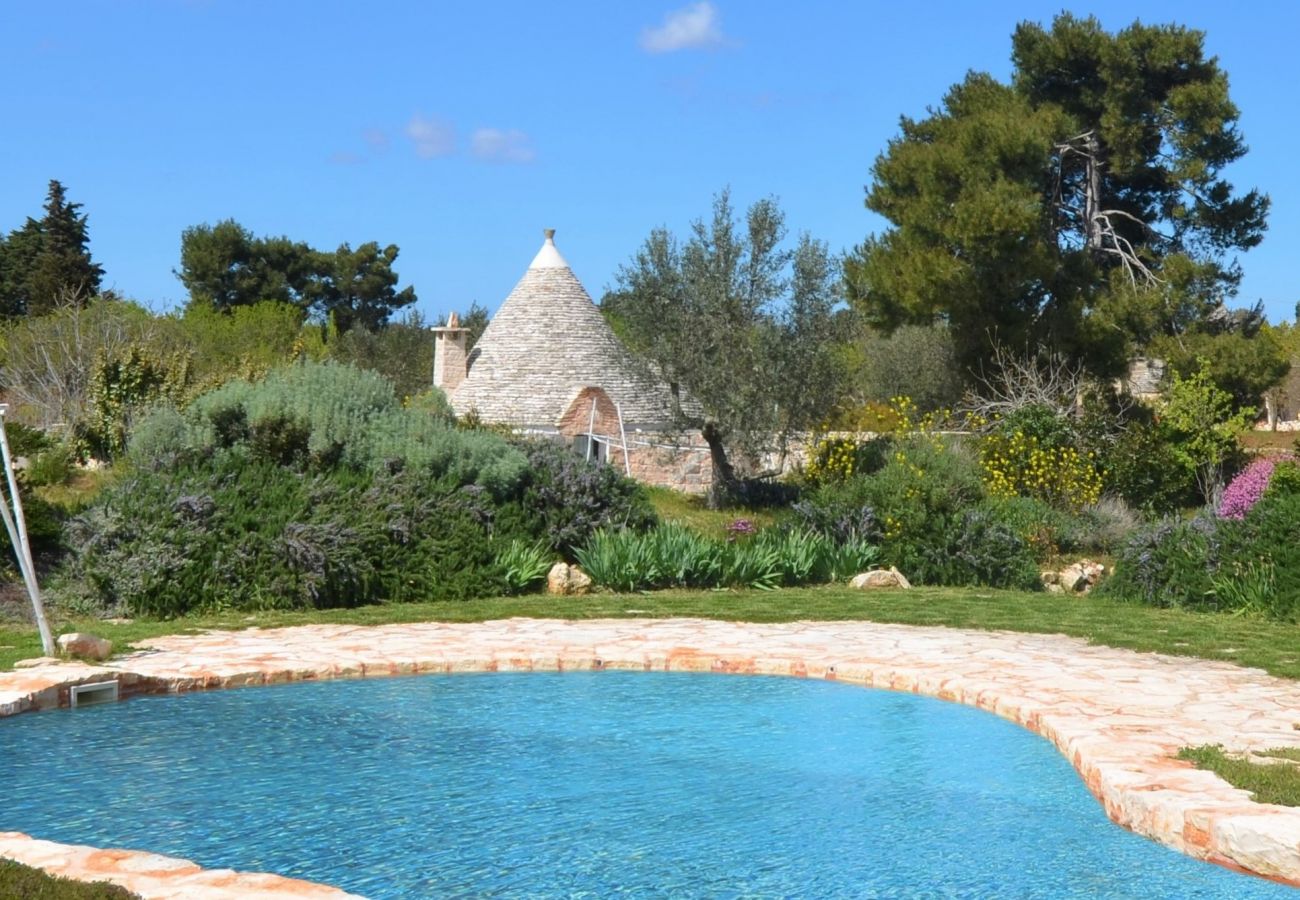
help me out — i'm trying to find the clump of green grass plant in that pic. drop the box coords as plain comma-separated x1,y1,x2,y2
1177,745,1300,807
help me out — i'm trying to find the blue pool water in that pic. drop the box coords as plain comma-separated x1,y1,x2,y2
0,672,1293,898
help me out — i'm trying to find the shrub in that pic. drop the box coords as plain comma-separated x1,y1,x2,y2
1218,455,1294,519
128,361,528,495
803,435,891,486
24,441,76,488
1095,420,1197,515
514,439,658,556
0,859,138,899
978,429,1103,511
1097,515,1218,609
1104,477,1300,621
53,453,518,617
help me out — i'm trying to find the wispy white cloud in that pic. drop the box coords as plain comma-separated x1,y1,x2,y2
405,114,456,159
362,128,390,151
328,150,365,165
640,2,726,54
470,128,536,164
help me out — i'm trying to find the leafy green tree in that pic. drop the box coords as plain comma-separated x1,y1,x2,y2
1160,360,1252,502
605,190,847,500
177,220,416,331
845,323,965,413
0,180,104,316
1154,327,1289,413
846,14,1268,378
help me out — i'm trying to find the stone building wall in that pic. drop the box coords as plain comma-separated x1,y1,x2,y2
616,434,713,495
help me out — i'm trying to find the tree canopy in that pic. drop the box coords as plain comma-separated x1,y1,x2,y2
846,14,1269,379
0,180,104,317
604,191,846,497
176,220,416,331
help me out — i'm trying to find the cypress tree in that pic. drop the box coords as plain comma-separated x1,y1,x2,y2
25,179,104,314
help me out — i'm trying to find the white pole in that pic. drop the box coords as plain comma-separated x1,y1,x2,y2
585,397,597,461
616,402,631,477
0,406,54,656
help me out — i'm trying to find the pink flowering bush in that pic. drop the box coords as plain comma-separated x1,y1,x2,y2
1217,455,1294,520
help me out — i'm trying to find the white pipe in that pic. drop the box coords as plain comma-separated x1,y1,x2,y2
0,407,54,656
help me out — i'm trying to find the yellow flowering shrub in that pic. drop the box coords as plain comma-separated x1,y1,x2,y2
978,430,1103,511
805,397,951,486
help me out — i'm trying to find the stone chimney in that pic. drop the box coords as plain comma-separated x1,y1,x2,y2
432,311,470,393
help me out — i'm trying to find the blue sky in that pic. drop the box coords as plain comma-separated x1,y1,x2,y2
2,1,1297,324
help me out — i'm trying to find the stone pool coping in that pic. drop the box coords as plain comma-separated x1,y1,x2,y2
3,617,1300,897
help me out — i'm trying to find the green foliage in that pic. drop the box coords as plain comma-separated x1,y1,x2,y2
328,310,434,399
1104,477,1300,620
1178,745,1300,808
0,180,104,317
497,540,553,594
132,360,526,493
75,345,188,461
573,524,877,593
1159,360,1251,501
0,297,159,430
1094,418,1198,515
605,190,848,493
803,435,891,486
794,436,1040,589
844,324,966,413
25,442,75,488
513,439,658,556
1156,326,1290,413
4,421,53,456
846,14,1267,377
0,859,138,899
170,300,317,388
1099,515,1217,609
55,452,518,618
977,429,1103,511
58,362,665,617
177,219,416,331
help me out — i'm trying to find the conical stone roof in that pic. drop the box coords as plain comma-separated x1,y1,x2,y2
450,231,679,428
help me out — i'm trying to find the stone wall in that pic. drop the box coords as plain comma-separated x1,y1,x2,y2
616,433,713,495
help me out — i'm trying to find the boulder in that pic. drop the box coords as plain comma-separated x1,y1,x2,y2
849,567,912,590
546,563,593,596
56,632,113,661
1053,560,1106,594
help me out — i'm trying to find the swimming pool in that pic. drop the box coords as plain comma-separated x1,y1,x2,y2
1,671,1291,898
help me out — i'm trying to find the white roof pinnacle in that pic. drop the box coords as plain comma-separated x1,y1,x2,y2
528,228,569,270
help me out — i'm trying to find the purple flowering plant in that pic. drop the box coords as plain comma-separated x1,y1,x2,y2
1217,454,1294,520
725,518,757,542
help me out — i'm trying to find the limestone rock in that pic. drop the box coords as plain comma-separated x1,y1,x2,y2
546,563,593,596
56,632,113,661
849,567,912,590
1048,560,1106,595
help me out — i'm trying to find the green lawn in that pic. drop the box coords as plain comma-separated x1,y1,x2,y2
5,585,1300,680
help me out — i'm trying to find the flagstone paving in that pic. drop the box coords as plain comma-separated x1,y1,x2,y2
3,617,1300,896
